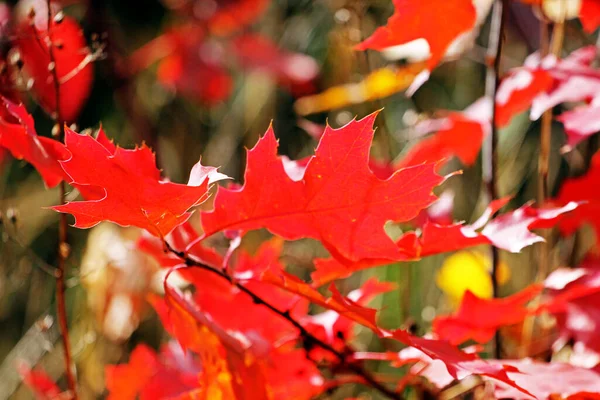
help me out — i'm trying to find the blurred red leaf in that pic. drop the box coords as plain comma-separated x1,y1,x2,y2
201,113,444,263
15,3,93,122
387,331,532,396
105,344,199,400
52,127,227,236
232,34,319,95
18,363,65,400
558,104,600,149
356,0,476,70
581,0,600,32
396,111,488,170
495,67,554,127
491,360,600,399
164,0,270,35
541,260,600,367
311,200,577,285
433,284,543,345
555,150,600,239
0,98,69,187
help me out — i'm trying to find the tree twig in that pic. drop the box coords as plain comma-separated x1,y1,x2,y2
164,241,404,400
521,10,566,359
484,0,509,360
44,2,77,397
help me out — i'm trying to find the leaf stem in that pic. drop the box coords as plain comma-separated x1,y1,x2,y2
485,0,509,360
164,241,404,400
45,2,77,397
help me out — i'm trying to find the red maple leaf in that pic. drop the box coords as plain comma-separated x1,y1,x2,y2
558,104,600,150
495,67,554,127
396,98,491,170
356,0,477,70
201,113,444,263
386,331,533,396
554,151,600,239
491,360,600,399
52,127,228,236
541,260,600,367
581,0,600,32
15,3,93,122
18,363,67,400
231,34,319,96
311,200,578,285
105,344,199,400
432,284,543,345
302,278,395,357
0,98,69,187
164,0,270,35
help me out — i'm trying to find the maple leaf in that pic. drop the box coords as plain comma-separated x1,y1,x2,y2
554,151,600,239
232,34,319,96
302,278,395,358
541,260,600,367
52,127,228,236
201,113,444,263
159,285,270,400
581,0,600,32
156,280,323,400
15,3,93,122
396,97,491,170
105,344,199,400
495,67,554,127
491,359,600,399
260,267,382,331
311,200,578,285
432,285,543,345
529,46,600,121
0,98,69,188
356,0,476,70
137,221,224,269
163,0,270,35
558,104,600,150
131,25,233,105
385,331,533,396
18,363,67,400
377,345,600,399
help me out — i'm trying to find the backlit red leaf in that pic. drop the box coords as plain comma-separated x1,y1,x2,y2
433,285,543,345
15,4,93,122
0,98,68,187
52,128,227,236
555,151,600,238
201,113,444,263
356,0,477,70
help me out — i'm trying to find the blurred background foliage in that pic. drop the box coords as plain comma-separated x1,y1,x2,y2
0,0,598,398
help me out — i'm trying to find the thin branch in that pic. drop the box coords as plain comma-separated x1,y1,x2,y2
484,0,509,360
164,242,404,400
44,2,77,397
521,10,566,359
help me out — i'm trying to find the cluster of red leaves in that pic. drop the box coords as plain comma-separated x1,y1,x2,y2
130,1,318,105
2,96,588,397
2,0,93,122
8,0,600,398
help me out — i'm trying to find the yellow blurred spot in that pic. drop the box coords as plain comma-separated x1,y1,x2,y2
294,62,427,116
436,251,511,308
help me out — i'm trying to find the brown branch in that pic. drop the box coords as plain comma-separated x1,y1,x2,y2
164,242,404,400
45,2,77,397
485,0,509,359
521,11,566,359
